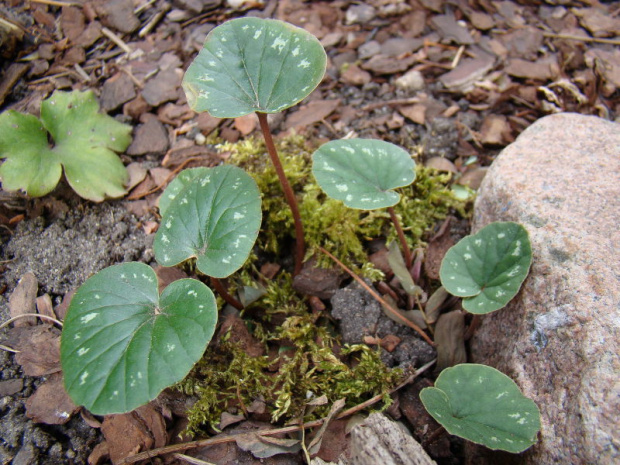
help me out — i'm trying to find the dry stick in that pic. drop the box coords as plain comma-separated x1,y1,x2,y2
0,313,63,331
542,32,620,46
119,359,436,464
101,27,132,54
256,112,305,276
387,206,413,270
210,277,243,311
319,247,434,346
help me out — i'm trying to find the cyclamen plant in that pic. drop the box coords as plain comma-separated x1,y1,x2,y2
60,16,541,454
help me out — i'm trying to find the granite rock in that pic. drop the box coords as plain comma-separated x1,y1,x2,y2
469,113,620,464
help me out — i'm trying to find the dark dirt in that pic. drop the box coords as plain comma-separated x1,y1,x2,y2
0,0,618,463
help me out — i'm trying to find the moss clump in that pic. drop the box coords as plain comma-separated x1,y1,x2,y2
179,295,401,436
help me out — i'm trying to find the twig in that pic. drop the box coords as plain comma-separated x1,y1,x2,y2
139,3,171,38
0,313,63,331
73,63,91,82
101,27,132,54
543,32,620,46
172,454,214,465
119,359,436,464
451,45,465,69
362,97,421,111
28,0,80,6
319,248,434,346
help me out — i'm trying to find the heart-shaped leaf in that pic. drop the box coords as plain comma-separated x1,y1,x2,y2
439,222,532,314
154,165,261,278
183,17,327,117
60,262,217,415
312,139,416,209
158,167,209,217
420,364,541,453
0,90,131,201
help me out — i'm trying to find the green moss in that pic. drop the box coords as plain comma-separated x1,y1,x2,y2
180,306,401,435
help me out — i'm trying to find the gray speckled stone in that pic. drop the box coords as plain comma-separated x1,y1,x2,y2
469,113,620,464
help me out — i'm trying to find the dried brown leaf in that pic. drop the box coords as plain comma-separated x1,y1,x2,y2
9,272,38,327
25,372,79,425
434,311,466,371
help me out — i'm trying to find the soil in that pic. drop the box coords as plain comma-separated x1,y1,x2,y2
0,0,618,464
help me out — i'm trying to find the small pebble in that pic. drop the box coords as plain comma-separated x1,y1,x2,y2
395,69,425,92
346,4,376,25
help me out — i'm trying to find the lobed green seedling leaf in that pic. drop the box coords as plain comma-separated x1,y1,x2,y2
183,17,327,117
420,364,541,453
311,139,416,209
60,262,217,415
154,165,262,278
0,90,131,201
439,222,532,314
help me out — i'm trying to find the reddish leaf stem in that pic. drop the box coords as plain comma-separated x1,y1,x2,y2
210,277,243,311
256,112,304,275
387,206,413,269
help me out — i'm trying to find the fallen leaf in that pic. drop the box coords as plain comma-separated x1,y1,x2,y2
9,272,38,327
424,286,449,325
25,372,79,424
101,404,165,465
220,412,246,430
434,311,466,371
308,398,346,455
35,294,55,321
12,325,61,376
235,431,301,459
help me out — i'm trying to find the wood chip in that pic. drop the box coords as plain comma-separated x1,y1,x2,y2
234,113,258,136
479,114,513,145
284,99,340,130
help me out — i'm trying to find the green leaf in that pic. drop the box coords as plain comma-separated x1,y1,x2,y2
154,165,262,278
0,111,61,196
420,364,541,453
60,262,217,415
183,17,327,117
439,222,532,314
0,90,131,201
158,167,209,217
311,139,416,209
